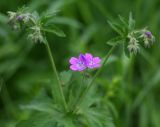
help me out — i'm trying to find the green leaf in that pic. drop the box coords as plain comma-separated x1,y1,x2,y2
60,70,72,85
20,96,56,113
106,36,124,46
118,15,128,27
42,25,66,37
40,12,58,25
107,20,123,36
128,12,135,31
16,112,57,127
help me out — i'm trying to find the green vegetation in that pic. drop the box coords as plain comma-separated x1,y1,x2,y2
0,0,160,127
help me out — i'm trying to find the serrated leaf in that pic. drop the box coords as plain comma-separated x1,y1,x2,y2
42,25,66,37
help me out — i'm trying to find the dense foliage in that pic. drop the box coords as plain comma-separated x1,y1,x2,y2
0,0,160,127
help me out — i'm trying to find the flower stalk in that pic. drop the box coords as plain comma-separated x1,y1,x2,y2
73,45,116,113
44,38,67,111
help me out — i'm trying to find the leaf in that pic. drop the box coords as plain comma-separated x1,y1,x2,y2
128,12,135,31
60,70,72,85
106,36,124,46
40,12,58,25
118,15,128,27
20,96,56,113
16,112,57,127
107,20,123,36
42,25,66,37
31,11,40,21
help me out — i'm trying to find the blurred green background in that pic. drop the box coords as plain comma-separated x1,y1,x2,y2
0,0,160,127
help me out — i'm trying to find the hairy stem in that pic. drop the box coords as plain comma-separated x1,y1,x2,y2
44,38,67,111
73,45,116,113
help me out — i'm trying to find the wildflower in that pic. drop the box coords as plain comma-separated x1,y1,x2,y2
85,53,101,69
140,30,155,47
69,54,87,71
127,37,140,54
69,53,101,71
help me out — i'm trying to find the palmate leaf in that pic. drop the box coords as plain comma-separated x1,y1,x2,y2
17,95,76,127
76,85,115,127
42,24,66,37
16,112,57,127
20,95,56,113
17,112,77,127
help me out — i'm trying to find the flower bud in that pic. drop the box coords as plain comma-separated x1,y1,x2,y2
140,29,155,48
16,15,24,21
127,37,140,54
28,26,44,43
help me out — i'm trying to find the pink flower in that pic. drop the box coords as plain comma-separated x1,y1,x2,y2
69,54,87,71
85,53,101,69
69,53,101,71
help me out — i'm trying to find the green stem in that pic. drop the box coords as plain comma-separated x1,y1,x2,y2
44,38,67,111
73,45,116,113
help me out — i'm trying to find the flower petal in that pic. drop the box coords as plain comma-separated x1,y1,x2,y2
79,53,86,62
77,65,87,71
70,65,78,71
93,57,101,64
69,57,79,65
85,53,93,60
